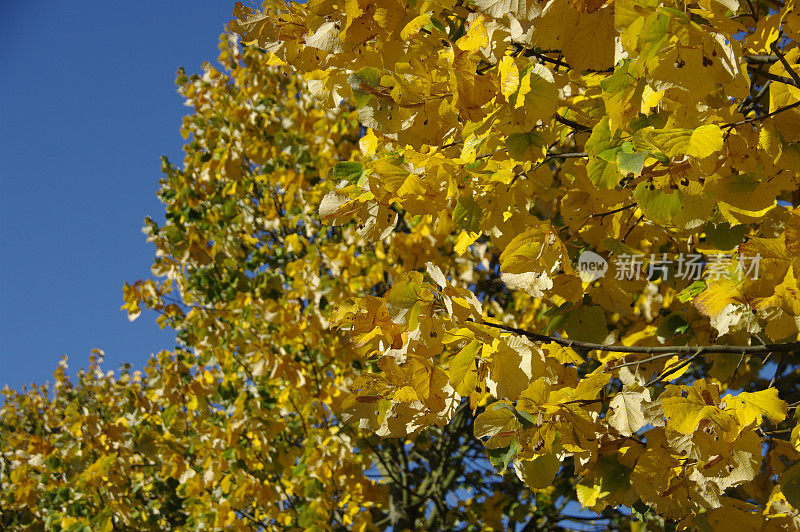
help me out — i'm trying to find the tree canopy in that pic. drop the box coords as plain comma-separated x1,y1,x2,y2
5,0,800,529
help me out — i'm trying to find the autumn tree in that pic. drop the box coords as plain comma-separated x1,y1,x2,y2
1,37,547,531
6,0,800,529
228,0,800,527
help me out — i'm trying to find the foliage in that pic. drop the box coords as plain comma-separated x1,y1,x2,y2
0,37,538,531
228,0,800,527
5,0,800,529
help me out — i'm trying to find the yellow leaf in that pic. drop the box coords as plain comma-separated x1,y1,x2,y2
662,381,735,434
687,125,724,158
542,344,584,364
498,56,520,100
359,129,378,157
515,454,561,490
393,386,419,402
514,63,557,117
576,482,609,508
474,402,516,439
661,355,690,381
499,224,566,275
608,389,650,436
694,276,742,319
455,16,489,52
726,388,787,427
454,231,480,255
781,461,800,510
448,341,480,396
476,0,544,20
99,515,114,532
186,395,199,411
400,14,431,40
486,339,534,401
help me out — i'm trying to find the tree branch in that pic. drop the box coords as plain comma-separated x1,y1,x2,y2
643,349,702,387
476,321,800,356
744,54,778,64
547,151,588,159
555,113,591,132
520,47,571,69
725,99,800,128
770,40,800,87
590,202,637,219
747,66,797,88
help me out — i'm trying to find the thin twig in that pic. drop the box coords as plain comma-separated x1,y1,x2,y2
555,113,591,132
644,349,702,387
769,354,786,388
761,428,792,436
476,320,800,356
747,66,797,88
744,0,758,20
622,214,644,243
590,202,637,219
549,151,588,159
732,352,747,380
606,353,682,370
770,40,800,87
521,48,571,70
440,139,464,149
725,100,800,128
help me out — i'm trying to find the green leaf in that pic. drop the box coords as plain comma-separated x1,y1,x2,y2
656,312,691,341
513,409,539,429
586,117,623,189
633,183,713,229
453,195,483,233
677,280,706,303
600,63,636,93
348,67,381,108
781,462,800,510
506,130,546,161
616,142,648,177
332,161,365,184
565,306,607,343
705,221,747,251
488,440,518,471
639,12,670,64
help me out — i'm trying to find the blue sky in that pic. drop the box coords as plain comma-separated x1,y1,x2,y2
0,2,236,389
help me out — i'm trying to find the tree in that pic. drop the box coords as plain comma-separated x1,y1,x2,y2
0,37,540,531
5,0,800,529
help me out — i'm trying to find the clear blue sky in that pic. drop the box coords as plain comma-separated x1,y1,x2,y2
0,2,236,389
